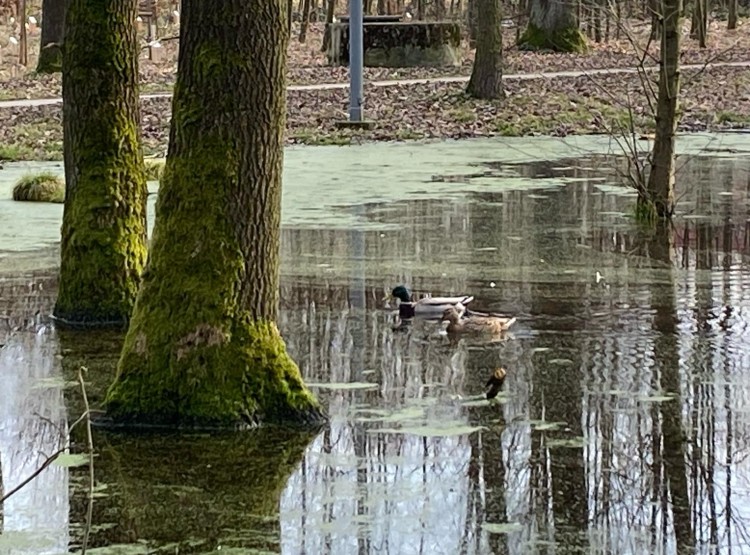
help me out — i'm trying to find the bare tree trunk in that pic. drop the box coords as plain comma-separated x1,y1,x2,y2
690,0,706,47
299,0,311,41
467,0,503,99
467,0,478,46
321,0,336,52
649,0,661,39
644,0,681,220
57,0,148,325
592,0,602,42
435,0,445,18
17,0,27,65
106,0,325,427
36,0,65,73
727,0,737,28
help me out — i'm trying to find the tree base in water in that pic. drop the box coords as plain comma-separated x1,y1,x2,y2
518,23,587,53
105,319,327,429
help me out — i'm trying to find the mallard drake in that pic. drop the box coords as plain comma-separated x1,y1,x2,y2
486,367,507,399
391,285,474,319
442,306,517,335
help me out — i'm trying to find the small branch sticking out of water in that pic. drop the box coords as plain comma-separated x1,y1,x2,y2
0,366,96,555
0,447,65,503
78,366,95,555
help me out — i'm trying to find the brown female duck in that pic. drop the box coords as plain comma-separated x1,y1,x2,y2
441,306,517,335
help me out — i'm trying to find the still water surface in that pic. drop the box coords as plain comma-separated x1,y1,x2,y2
2,135,750,554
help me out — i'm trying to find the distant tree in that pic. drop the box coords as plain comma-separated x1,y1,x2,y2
321,0,336,52
55,0,148,326
649,0,662,40
36,0,65,73
690,0,707,47
105,0,325,427
644,0,682,219
518,0,587,52
466,0,503,99
728,0,738,29
299,0,311,41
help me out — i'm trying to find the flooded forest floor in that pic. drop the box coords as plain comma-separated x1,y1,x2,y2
2,138,750,553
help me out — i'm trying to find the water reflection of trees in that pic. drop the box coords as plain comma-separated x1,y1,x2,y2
0,325,68,554
2,154,750,553
278,154,750,554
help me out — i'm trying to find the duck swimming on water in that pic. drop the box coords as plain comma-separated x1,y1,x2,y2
390,285,474,319
441,306,517,335
485,367,507,399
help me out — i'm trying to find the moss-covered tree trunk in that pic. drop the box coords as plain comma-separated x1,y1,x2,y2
56,0,148,326
466,0,502,99
36,0,65,73
104,0,325,428
644,0,681,219
518,0,587,52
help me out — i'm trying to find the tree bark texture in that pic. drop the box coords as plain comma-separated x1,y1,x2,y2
645,0,681,219
56,0,148,326
519,0,587,52
466,0,503,99
105,0,324,428
36,0,65,73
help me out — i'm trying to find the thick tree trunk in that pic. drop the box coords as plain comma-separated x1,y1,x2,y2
36,0,65,72
644,0,681,219
728,0,737,29
105,0,325,428
466,0,503,99
56,0,148,326
519,0,586,52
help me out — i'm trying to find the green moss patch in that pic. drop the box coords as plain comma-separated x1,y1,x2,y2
12,172,65,203
518,23,588,53
144,158,166,181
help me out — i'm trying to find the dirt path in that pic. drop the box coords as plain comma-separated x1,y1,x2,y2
1,60,748,110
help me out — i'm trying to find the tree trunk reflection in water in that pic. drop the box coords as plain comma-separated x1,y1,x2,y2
645,223,695,552
77,429,319,550
528,303,587,546
350,222,371,555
